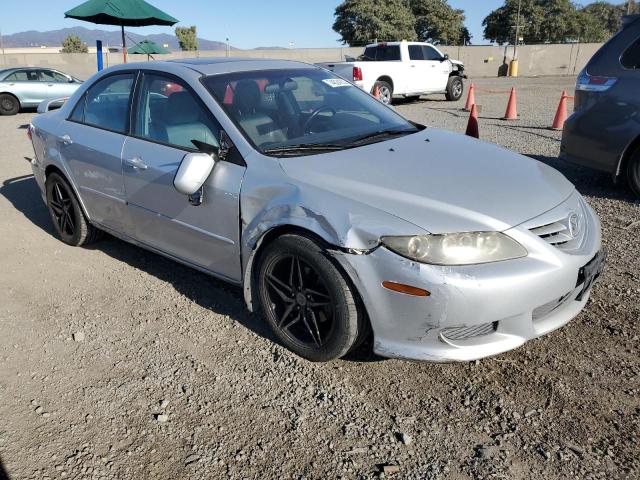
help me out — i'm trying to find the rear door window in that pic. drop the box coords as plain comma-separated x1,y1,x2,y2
621,36,640,69
362,45,401,61
408,45,425,60
5,70,38,81
71,73,135,133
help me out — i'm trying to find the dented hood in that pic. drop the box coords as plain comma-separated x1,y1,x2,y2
279,128,574,234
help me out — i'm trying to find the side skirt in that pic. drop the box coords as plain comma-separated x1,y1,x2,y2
90,220,242,287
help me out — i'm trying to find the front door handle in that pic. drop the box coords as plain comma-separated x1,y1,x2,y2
124,156,148,170
59,134,73,145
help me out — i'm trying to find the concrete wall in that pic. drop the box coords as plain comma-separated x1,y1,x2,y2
0,44,602,81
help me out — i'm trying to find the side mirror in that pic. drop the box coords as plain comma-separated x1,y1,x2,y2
174,152,216,196
441,53,449,62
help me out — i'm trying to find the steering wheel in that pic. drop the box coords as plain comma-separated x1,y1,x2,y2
302,106,336,134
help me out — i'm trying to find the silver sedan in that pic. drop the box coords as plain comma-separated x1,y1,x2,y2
28,59,605,362
0,67,82,115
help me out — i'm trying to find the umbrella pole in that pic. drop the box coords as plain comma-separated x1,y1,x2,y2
121,24,127,63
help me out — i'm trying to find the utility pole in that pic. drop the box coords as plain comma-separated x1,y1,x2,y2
513,0,522,60
226,37,230,57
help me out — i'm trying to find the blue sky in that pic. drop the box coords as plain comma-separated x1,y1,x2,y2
0,0,601,48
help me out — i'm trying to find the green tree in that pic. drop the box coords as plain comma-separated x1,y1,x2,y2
175,26,198,51
333,0,417,46
60,34,88,53
483,0,580,44
578,2,622,42
410,0,469,45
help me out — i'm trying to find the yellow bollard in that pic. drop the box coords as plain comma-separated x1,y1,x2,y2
509,59,519,77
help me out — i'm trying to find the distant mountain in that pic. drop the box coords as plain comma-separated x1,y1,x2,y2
1,26,233,51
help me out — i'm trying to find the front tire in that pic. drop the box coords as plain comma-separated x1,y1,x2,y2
628,148,640,197
45,172,101,246
445,76,464,101
257,234,361,362
373,81,393,105
0,94,20,115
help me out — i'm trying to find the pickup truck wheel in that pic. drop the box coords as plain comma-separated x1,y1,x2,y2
373,81,393,105
257,234,362,362
445,76,464,101
0,94,19,116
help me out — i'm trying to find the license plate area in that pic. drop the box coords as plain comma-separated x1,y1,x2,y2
575,250,606,301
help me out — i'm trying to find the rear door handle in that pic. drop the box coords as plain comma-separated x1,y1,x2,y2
59,134,72,145
124,156,148,170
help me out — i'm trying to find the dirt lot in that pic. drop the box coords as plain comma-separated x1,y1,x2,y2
0,76,638,480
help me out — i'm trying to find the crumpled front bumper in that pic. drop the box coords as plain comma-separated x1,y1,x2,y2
333,194,602,362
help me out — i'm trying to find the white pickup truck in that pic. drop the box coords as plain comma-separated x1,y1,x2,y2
318,41,466,105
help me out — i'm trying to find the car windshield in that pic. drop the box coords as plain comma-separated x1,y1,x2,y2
203,68,419,156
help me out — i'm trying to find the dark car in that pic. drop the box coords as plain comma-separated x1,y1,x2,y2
561,14,640,196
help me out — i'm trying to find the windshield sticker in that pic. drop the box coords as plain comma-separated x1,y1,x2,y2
322,78,351,88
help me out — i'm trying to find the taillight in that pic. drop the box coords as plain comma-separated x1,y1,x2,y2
352,66,363,82
27,124,34,141
576,70,617,92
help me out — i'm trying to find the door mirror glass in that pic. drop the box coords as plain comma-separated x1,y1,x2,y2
442,53,449,62
174,152,216,195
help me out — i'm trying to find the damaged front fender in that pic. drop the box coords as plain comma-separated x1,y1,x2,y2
238,156,429,311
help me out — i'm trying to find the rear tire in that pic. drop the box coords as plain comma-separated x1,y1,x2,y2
0,94,20,116
445,76,464,101
627,148,640,197
257,234,362,362
45,172,102,246
373,81,393,105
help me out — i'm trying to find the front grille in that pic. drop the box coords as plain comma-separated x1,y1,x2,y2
529,220,575,247
532,292,572,321
441,322,497,341
528,211,586,252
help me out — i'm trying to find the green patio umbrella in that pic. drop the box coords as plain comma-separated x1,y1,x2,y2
128,39,170,60
64,0,178,63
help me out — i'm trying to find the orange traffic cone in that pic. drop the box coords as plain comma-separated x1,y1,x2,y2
463,83,476,111
465,104,479,138
551,90,569,130
372,84,380,100
502,87,518,120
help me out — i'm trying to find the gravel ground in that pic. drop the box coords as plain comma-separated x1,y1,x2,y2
0,75,638,480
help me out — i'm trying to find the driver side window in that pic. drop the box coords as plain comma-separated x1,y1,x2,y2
134,74,220,151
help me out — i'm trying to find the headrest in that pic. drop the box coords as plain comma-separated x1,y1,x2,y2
264,80,298,94
233,80,261,114
166,91,200,124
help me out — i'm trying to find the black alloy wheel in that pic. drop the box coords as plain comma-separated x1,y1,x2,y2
257,234,361,361
45,172,101,246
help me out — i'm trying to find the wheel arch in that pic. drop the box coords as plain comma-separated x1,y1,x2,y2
614,133,640,183
375,76,394,91
43,164,91,220
0,91,21,105
0,91,22,112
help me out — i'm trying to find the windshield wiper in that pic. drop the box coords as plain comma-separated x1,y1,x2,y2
262,143,348,156
345,128,417,146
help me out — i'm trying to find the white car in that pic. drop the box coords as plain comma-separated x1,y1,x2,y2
319,41,465,104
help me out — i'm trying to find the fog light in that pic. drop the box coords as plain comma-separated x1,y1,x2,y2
382,281,430,297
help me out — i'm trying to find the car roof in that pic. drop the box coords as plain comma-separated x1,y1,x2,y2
161,57,317,75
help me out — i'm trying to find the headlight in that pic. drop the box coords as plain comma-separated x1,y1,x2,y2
381,232,527,266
